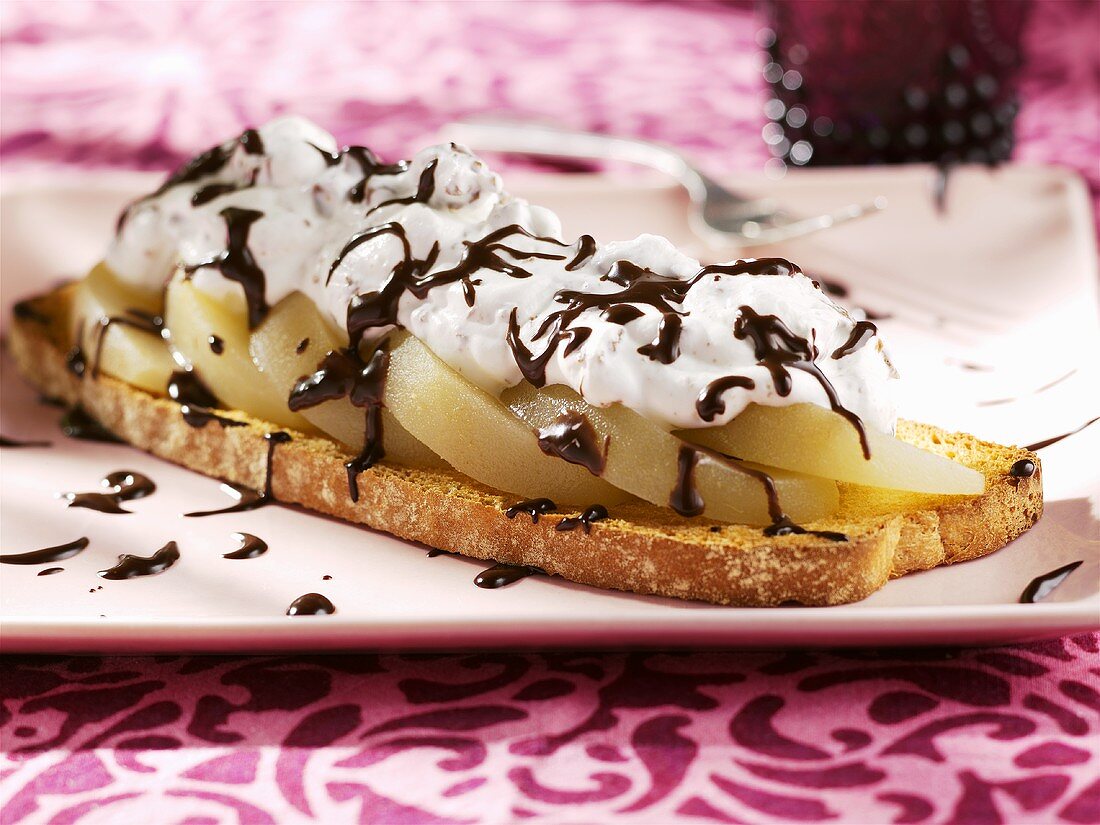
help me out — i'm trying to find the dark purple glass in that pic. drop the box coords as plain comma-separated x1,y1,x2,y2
758,0,1031,170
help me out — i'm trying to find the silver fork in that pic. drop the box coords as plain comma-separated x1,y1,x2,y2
441,119,887,247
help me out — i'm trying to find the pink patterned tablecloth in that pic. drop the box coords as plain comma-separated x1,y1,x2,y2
1,2,1098,823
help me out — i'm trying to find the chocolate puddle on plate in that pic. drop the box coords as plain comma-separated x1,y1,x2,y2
1,537,90,565
185,432,290,517
63,470,156,514
1020,561,1083,604
222,533,268,559
99,541,181,580
475,562,544,589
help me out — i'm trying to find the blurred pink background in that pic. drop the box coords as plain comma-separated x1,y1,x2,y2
2,0,1097,196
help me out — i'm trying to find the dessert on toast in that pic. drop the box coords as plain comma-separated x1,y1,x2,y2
8,118,1042,605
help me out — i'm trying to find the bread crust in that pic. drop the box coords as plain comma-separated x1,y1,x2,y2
7,289,1043,606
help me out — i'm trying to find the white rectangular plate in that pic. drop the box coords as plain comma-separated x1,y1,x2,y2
1,164,1097,651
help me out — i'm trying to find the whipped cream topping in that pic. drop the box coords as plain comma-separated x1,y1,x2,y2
108,116,899,433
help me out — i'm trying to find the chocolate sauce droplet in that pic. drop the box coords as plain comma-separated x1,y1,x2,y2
208,335,225,354
1020,561,1083,603
1,537,89,565
222,532,268,560
296,337,310,354
475,563,543,589
99,541,180,580
536,411,608,476
504,498,557,523
555,504,609,534
426,548,454,558
1009,459,1036,478
286,593,336,615
37,567,64,576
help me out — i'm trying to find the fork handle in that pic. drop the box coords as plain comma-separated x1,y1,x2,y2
441,119,735,207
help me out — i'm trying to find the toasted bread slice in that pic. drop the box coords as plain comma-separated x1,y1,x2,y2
7,287,1042,606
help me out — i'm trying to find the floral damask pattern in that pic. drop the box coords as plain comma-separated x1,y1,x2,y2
3,642,1099,823
1,1,1099,822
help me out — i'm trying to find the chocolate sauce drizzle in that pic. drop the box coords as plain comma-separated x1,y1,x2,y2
118,127,266,231
167,369,245,429
63,470,156,514
670,445,705,517
90,308,164,378
59,406,123,443
764,517,849,542
555,504,609,534
1023,417,1099,452
507,258,805,388
223,532,268,560
184,431,290,517
536,411,609,475
505,498,557,523
99,541,180,580
307,143,409,203
286,593,336,615
364,158,439,216
475,563,543,589
734,305,871,459
1020,561,1083,604
13,298,51,325
0,435,51,448
335,223,566,345
288,346,389,502
830,320,878,360
565,235,597,271
1,537,89,565
183,207,269,329
696,376,757,422
38,568,64,576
